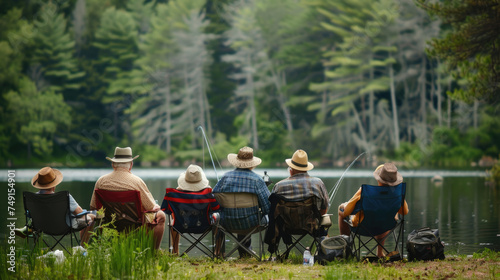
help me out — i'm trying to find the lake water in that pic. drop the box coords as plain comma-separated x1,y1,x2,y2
1,168,498,257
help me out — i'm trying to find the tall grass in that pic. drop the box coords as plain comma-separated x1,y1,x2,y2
2,230,498,279
1,224,175,279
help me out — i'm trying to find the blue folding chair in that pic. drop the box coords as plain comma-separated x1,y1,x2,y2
161,188,220,258
345,183,406,261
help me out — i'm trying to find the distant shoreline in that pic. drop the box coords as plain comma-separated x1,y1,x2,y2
0,168,487,182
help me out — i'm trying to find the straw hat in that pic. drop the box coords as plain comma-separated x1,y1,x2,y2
286,149,314,171
31,167,63,189
227,146,262,169
177,164,210,192
373,162,403,186
106,147,139,162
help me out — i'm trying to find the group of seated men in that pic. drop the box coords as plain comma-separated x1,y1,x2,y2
20,146,407,258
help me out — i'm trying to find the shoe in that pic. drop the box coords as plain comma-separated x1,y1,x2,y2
14,226,31,238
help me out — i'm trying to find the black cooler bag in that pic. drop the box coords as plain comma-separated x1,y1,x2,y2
406,227,445,261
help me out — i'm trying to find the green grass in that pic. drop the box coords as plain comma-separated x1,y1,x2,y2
1,227,499,279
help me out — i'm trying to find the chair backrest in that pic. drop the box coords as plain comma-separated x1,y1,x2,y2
23,191,71,235
274,196,320,235
161,188,220,234
94,189,143,232
355,183,406,236
213,192,261,231
214,192,258,208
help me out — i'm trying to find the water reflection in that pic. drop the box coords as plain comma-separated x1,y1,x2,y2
0,169,497,256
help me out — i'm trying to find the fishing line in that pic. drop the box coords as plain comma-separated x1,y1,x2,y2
328,152,367,205
198,126,221,181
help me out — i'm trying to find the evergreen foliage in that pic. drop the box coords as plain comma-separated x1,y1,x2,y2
0,0,498,168
417,0,500,104
5,77,71,158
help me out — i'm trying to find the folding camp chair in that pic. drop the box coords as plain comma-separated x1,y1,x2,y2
94,189,150,232
266,193,330,261
213,192,267,261
161,188,220,258
345,183,406,261
23,191,90,254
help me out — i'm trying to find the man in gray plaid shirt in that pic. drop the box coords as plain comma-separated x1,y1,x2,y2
272,149,329,216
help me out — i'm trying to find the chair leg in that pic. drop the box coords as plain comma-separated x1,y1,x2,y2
49,234,71,254
279,234,307,260
180,230,213,257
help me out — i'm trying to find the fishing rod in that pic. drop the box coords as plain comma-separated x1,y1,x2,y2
198,126,220,181
328,152,367,205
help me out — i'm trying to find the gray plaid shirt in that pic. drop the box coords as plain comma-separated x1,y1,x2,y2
272,172,329,212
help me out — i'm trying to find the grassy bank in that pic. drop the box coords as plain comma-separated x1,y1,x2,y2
1,228,498,279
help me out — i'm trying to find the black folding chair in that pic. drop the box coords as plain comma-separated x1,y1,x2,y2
213,192,267,261
346,183,406,261
161,188,220,258
23,191,89,254
266,193,330,261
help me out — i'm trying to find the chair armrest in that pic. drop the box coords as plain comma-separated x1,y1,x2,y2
210,212,220,226
260,215,269,227
73,209,93,218
321,214,333,227
343,216,354,227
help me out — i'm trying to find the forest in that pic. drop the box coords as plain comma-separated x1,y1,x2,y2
1,0,499,170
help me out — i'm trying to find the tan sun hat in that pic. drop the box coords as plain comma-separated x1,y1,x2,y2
106,147,139,162
227,146,262,169
32,167,63,189
286,149,314,171
177,164,210,192
373,162,403,186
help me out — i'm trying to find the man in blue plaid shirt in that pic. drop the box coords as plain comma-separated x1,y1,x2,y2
213,146,271,258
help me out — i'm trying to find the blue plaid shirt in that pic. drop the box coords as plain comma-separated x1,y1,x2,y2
213,168,271,230
272,172,330,212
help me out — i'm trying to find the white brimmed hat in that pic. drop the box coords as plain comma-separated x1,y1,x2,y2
106,147,139,162
177,164,210,191
373,162,403,186
227,146,262,169
286,149,314,171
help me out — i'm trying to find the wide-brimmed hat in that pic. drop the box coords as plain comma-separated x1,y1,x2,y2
32,167,63,189
177,164,210,191
286,149,314,171
227,146,262,169
106,147,139,162
373,162,403,186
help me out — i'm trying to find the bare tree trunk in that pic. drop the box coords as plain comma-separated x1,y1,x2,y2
368,68,375,142
419,57,427,144
184,66,195,147
165,76,172,153
389,64,400,148
473,100,478,130
447,78,452,128
247,57,259,150
270,64,294,147
198,79,206,138
436,63,443,127
351,103,368,151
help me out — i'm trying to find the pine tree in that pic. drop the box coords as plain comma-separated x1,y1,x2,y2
417,0,500,104
222,0,272,150
309,0,399,154
93,7,139,140
132,0,208,153
30,2,84,93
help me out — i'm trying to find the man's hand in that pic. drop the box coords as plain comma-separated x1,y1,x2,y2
152,204,161,212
